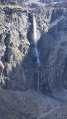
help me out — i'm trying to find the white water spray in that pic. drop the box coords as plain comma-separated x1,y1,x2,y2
33,16,41,67
33,16,41,92
33,16,37,45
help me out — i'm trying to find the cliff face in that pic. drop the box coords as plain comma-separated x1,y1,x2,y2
0,6,30,90
40,0,67,3
26,2,67,93
0,1,67,93
0,0,18,5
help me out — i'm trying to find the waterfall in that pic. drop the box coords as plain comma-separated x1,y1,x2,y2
33,16,41,67
33,16,41,92
33,16,37,45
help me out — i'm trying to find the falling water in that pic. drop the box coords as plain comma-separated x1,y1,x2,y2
33,16,37,44
33,16,41,92
33,16,41,67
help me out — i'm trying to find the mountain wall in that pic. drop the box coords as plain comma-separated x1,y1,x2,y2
0,1,67,93
0,0,18,5
40,0,67,3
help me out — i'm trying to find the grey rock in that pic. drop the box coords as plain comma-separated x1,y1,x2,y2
0,1,67,93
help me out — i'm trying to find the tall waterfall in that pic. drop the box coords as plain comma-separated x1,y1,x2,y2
33,16,41,92
33,16,41,67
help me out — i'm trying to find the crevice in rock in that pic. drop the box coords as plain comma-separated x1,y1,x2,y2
3,33,10,63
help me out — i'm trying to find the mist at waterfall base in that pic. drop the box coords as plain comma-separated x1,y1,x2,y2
33,16,41,92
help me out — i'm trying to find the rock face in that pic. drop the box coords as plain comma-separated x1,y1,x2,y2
0,0,18,5
26,2,67,93
40,0,67,3
0,6,30,90
0,1,67,93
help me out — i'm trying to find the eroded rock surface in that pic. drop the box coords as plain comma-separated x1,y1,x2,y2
0,1,67,93
0,1,67,119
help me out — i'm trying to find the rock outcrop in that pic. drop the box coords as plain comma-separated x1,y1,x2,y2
0,1,67,93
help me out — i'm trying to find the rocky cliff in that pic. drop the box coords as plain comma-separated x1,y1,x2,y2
0,1,67,94
0,1,67,119
0,0,18,5
40,0,67,3
25,1,67,93
0,5,30,90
